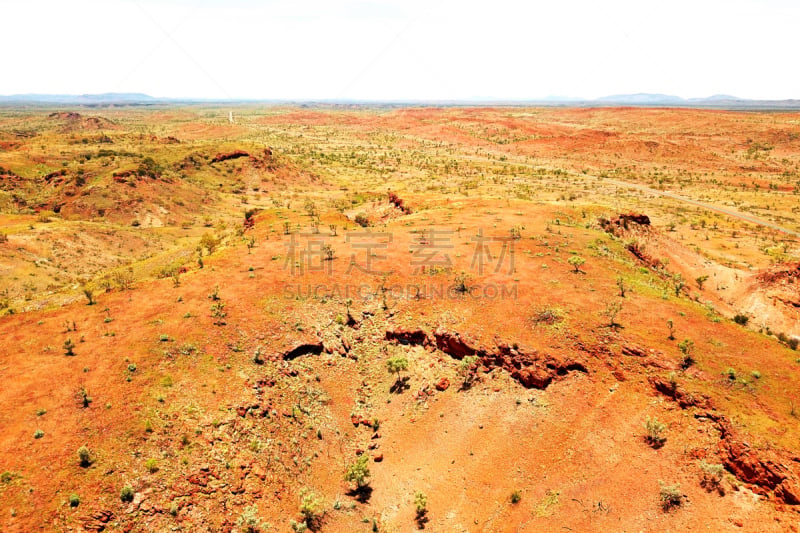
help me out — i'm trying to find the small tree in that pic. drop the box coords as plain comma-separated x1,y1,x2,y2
616,276,626,297
387,356,409,380
344,455,371,489
200,232,220,254
673,274,686,297
678,339,695,368
299,489,323,528
695,275,709,290
667,319,675,340
64,338,76,356
601,301,623,328
568,256,585,273
83,287,95,306
211,302,227,326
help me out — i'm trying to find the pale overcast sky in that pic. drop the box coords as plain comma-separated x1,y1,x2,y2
2,0,798,100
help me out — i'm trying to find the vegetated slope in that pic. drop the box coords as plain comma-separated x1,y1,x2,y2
0,106,799,532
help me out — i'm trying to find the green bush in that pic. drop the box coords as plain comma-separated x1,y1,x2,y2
69,494,80,507
120,485,135,503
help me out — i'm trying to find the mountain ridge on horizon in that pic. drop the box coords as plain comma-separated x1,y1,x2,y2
1,92,799,108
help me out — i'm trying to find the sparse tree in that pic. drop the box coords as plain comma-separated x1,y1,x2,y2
344,454,371,489
82,287,95,305
299,490,323,527
695,275,709,290
667,319,675,340
616,276,626,297
673,273,686,297
568,255,585,273
387,356,409,379
601,300,623,327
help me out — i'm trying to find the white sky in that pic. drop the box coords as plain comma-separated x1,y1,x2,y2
2,0,798,100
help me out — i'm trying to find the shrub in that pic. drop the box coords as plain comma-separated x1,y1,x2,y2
64,338,75,356
344,455,371,488
69,494,80,507
530,306,563,326
644,416,666,447
510,490,522,504
452,271,472,294
459,355,479,388
78,446,91,467
733,314,749,325
414,491,428,514
237,504,263,533
658,481,684,510
699,461,725,493
145,458,159,473
34,429,44,439
354,213,370,227
83,287,95,305
299,490,323,524
120,485,134,503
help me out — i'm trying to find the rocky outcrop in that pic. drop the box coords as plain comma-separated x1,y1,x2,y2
385,328,587,390
210,150,250,163
281,342,324,360
385,328,431,347
715,418,800,504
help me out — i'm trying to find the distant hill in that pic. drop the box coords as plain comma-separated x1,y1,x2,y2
0,93,158,105
1,92,799,109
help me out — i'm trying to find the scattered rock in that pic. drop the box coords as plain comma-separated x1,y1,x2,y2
435,378,450,391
